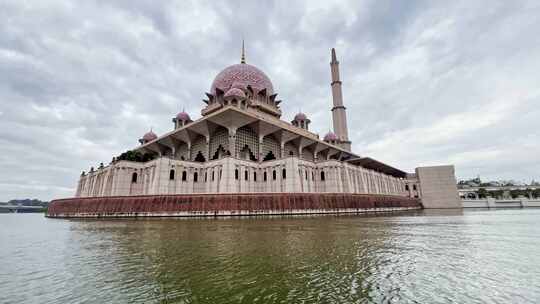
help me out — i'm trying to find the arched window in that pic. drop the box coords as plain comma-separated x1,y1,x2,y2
212,171,215,181
282,169,286,179
305,171,308,180
244,170,248,181
169,169,175,180
193,172,198,182
264,171,267,181
205,172,207,182
182,171,187,181
131,172,138,183
235,169,239,180
272,170,276,180
413,184,417,191
320,171,325,181
312,172,314,181
253,172,257,182
405,184,410,191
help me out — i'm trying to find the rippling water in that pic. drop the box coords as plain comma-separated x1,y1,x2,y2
1,209,540,303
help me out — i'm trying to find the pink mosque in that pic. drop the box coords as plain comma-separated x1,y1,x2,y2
47,45,460,218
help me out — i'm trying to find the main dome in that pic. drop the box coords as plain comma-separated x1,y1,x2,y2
210,63,274,96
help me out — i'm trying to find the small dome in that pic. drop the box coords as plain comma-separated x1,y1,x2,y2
294,112,307,121
176,111,191,121
324,131,338,142
224,88,246,99
142,130,157,142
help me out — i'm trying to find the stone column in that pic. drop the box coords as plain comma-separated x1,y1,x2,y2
218,157,235,193
206,136,211,161
258,136,264,163
187,142,192,161
228,127,237,158
283,157,302,192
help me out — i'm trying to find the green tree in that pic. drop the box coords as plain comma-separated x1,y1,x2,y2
477,188,488,198
116,150,156,162
488,190,503,199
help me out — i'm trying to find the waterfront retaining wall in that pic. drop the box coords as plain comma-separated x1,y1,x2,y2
46,193,421,218
462,198,540,208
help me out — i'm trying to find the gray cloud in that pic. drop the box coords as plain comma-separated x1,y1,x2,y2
1,0,539,201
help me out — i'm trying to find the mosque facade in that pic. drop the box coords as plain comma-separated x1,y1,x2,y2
71,46,460,210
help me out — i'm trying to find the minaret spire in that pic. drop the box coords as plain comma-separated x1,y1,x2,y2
241,39,246,64
331,48,337,63
330,48,351,151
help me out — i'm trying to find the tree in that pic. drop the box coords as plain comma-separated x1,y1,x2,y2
488,190,503,199
116,150,155,162
477,188,488,198
509,189,528,199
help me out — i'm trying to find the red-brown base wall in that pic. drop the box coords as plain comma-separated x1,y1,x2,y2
46,193,422,218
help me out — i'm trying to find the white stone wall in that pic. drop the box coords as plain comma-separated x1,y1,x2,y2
76,156,409,198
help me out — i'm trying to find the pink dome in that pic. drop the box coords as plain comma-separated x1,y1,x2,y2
324,132,338,141
142,130,157,142
224,88,246,99
176,111,191,121
211,63,274,95
294,112,307,121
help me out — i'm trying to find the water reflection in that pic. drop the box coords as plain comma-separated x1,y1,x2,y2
99,216,399,303
1,210,540,303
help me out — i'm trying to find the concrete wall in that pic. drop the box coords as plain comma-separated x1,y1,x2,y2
416,165,461,209
462,198,540,208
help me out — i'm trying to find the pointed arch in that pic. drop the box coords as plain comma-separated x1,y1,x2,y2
263,151,276,161
194,151,206,162
212,145,226,160
240,145,257,161
235,126,258,159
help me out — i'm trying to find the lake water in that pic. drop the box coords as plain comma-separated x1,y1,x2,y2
1,209,539,303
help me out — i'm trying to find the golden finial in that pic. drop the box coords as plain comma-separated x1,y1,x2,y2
241,39,246,64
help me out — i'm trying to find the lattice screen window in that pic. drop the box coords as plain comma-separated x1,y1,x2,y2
209,127,229,160
176,143,189,160
235,126,258,160
190,135,208,161
284,142,297,157
302,149,314,161
318,150,328,161
262,135,280,160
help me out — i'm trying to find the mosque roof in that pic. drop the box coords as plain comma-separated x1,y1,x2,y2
294,112,308,121
323,131,338,141
135,106,358,159
176,111,191,121
210,63,274,96
224,88,246,99
347,157,407,178
142,130,157,142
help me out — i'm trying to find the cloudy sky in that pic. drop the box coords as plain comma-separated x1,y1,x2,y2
1,0,539,201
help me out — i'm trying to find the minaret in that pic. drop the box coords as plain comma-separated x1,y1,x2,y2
330,48,351,151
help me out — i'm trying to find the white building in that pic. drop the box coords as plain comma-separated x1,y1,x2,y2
74,46,459,209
